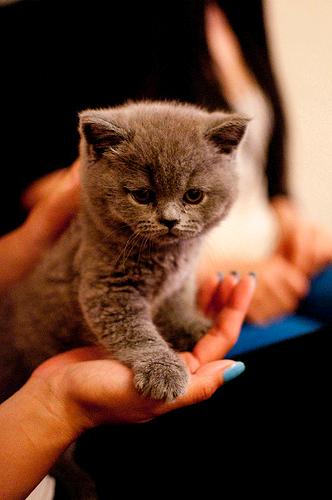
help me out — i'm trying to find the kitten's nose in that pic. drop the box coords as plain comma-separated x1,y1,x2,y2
159,219,178,230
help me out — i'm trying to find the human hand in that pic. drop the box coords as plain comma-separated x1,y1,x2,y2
246,254,309,325
280,219,332,277
31,273,255,435
0,162,80,293
272,195,332,277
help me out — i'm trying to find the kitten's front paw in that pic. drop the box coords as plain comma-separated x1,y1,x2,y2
170,315,212,351
134,352,188,402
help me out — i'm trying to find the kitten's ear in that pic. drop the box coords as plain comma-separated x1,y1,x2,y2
79,112,131,155
205,114,250,155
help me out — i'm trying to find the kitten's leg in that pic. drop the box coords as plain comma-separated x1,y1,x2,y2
0,297,29,402
155,274,211,351
79,276,188,402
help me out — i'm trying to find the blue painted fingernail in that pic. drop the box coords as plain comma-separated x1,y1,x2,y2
223,362,246,383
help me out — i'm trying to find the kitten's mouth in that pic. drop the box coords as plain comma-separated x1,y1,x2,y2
153,228,197,244
162,232,179,241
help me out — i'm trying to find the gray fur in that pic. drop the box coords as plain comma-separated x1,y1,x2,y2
1,100,248,404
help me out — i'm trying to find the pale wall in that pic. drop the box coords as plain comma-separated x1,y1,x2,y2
265,0,332,229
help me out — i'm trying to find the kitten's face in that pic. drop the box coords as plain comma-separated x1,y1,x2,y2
79,102,248,245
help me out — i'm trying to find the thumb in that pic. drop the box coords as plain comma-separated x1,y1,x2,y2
24,166,80,251
0,169,79,292
164,360,246,412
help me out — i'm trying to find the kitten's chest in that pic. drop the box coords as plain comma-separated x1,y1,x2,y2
153,251,189,292
132,243,199,311
92,238,200,307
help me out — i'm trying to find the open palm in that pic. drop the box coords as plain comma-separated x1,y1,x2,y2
33,273,255,429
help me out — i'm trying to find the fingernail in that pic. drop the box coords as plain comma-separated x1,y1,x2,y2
217,272,224,281
248,272,256,281
223,361,246,383
230,271,240,280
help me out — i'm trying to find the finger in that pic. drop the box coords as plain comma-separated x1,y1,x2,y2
22,160,80,209
261,275,299,316
248,254,310,324
261,257,307,310
290,225,313,274
0,227,37,293
247,288,293,324
21,168,67,209
22,166,80,252
193,274,256,364
247,286,292,324
320,240,332,267
32,346,106,377
197,273,221,315
287,223,303,264
247,273,305,325
179,352,201,373
246,294,274,324
206,272,240,319
0,170,80,292
309,228,332,274
281,261,309,298
162,359,245,412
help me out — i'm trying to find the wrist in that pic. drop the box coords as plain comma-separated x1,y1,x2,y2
23,375,80,443
0,375,83,497
29,367,92,442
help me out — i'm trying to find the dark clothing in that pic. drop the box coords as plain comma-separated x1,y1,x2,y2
1,2,329,496
73,325,331,498
0,0,286,235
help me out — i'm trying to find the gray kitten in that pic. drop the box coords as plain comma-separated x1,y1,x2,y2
1,101,248,405
0,100,247,498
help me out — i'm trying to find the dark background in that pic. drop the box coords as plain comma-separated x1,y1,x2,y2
0,0,286,235
1,1,330,495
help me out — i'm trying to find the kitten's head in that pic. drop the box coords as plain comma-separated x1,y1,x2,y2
79,101,248,245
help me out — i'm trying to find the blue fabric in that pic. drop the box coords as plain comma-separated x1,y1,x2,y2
228,265,332,357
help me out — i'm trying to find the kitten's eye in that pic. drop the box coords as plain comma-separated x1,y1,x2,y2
131,189,155,204
183,189,204,204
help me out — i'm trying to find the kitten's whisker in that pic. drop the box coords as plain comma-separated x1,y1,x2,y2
100,223,133,246
202,234,220,274
137,234,146,264
116,230,141,270
140,234,150,263
148,237,152,261
122,232,141,262
122,230,145,268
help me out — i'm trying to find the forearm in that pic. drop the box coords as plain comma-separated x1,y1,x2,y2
0,376,79,499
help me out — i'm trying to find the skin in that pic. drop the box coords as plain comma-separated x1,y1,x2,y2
272,195,332,277
20,5,332,328
203,3,332,325
1,5,327,496
0,161,80,295
199,196,332,325
0,163,255,498
20,158,332,327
